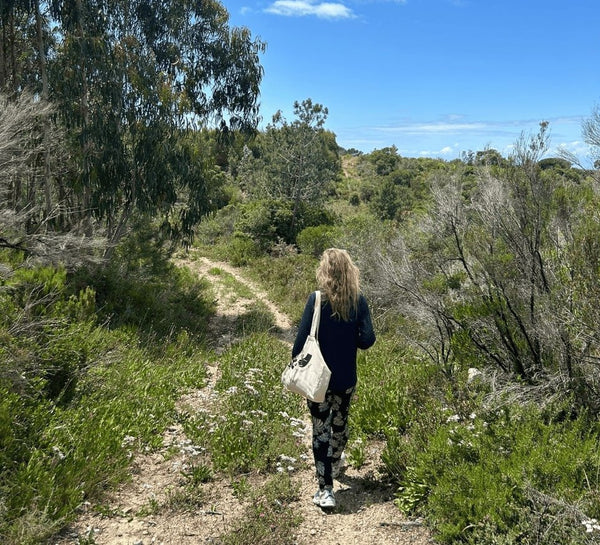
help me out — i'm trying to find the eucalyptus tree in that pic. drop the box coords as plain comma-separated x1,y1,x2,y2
240,98,340,236
2,0,264,259
43,0,265,252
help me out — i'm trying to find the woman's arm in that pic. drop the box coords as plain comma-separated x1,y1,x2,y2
357,295,376,349
291,292,316,357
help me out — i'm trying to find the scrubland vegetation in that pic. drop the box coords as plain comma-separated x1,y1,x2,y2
4,1,600,543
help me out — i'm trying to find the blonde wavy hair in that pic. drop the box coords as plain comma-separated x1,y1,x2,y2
316,248,360,321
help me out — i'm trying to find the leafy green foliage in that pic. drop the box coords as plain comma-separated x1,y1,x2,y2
392,401,600,544
71,229,214,339
3,0,265,252
351,337,445,439
296,224,341,257
234,99,340,238
234,198,336,250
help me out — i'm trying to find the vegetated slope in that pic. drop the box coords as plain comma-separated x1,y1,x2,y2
54,255,431,545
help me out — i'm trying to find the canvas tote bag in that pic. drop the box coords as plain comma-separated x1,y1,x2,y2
282,291,331,402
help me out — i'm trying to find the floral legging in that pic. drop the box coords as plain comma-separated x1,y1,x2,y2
307,386,355,489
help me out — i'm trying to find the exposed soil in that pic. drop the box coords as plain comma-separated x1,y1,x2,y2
54,256,433,545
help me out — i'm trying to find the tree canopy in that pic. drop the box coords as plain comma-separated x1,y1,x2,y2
1,0,265,257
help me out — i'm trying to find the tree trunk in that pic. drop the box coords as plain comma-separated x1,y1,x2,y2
9,12,17,91
35,0,53,225
75,0,93,236
103,201,132,261
0,21,6,89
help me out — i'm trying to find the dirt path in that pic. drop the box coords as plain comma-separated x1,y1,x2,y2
55,256,432,545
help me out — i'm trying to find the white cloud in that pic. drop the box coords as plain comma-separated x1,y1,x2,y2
418,145,456,157
376,122,488,134
265,0,355,19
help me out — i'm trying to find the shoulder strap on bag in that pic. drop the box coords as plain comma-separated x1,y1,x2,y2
310,290,321,338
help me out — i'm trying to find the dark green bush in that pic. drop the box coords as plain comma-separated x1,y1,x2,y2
296,224,341,257
227,234,262,266
235,199,336,251
0,264,98,404
73,258,212,339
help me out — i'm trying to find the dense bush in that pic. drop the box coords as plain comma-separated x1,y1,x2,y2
235,199,336,250
296,224,341,256
392,402,600,544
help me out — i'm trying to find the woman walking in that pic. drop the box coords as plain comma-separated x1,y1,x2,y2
292,248,376,509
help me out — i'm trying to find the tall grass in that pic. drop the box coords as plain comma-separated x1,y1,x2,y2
0,254,210,544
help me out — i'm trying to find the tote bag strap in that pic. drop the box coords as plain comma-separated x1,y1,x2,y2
310,290,322,339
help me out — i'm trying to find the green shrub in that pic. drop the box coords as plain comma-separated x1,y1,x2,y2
393,402,600,544
296,225,341,257
352,337,445,441
0,264,99,403
235,199,336,251
227,234,262,266
235,199,295,250
73,256,213,339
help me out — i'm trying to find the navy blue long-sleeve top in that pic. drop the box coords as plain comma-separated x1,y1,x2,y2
291,291,376,391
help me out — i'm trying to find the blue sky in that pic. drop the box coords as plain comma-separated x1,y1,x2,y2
221,0,600,163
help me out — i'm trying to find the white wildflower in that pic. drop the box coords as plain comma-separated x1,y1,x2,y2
279,455,297,463
467,367,483,383
121,435,136,447
52,446,66,460
244,382,259,395
582,519,600,533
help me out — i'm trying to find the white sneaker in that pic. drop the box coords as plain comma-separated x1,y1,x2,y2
313,488,336,508
312,489,324,505
319,488,336,508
